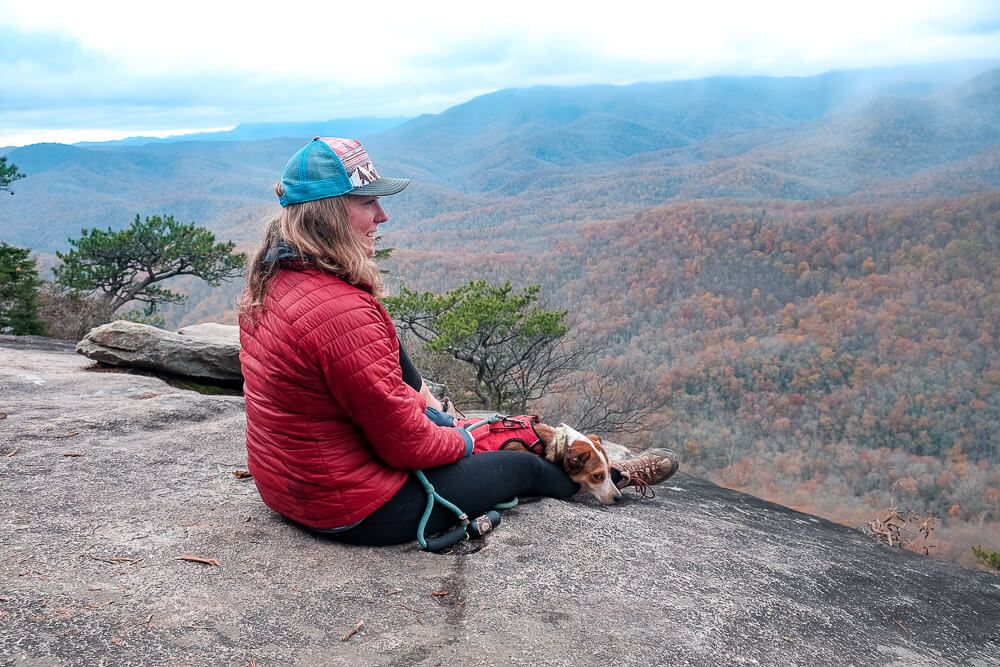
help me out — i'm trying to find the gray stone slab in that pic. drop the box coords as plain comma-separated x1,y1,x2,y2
75,321,241,383
1,336,998,666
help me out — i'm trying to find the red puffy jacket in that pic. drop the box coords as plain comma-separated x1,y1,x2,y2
239,268,468,530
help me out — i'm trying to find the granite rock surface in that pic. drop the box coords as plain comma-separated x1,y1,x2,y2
1,335,998,666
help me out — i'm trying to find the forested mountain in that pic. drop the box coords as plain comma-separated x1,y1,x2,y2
4,64,999,253
385,191,1000,567
2,63,998,568
1,138,303,251
368,62,998,177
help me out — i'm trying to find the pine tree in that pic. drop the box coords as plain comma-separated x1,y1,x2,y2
53,214,246,320
384,280,571,411
0,242,45,335
0,156,25,194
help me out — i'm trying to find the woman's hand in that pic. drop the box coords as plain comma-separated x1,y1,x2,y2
419,381,444,411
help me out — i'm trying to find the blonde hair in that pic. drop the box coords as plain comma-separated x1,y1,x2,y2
240,184,384,323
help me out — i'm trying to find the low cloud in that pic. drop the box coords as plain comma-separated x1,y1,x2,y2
2,1,1000,146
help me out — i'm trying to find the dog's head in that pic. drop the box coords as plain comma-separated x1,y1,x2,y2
560,424,620,505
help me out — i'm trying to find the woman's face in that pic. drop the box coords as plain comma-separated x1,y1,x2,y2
345,195,389,257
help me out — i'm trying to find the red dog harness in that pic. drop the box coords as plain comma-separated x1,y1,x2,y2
455,415,544,456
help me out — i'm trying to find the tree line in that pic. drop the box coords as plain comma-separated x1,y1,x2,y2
384,191,1000,569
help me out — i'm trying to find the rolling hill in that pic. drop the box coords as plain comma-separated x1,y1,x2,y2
4,64,1000,254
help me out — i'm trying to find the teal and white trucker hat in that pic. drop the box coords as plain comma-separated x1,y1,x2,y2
278,137,409,207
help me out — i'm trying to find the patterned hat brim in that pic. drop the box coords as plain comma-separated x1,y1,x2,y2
352,177,410,196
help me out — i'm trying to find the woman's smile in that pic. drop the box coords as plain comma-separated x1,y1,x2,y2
346,195,388,256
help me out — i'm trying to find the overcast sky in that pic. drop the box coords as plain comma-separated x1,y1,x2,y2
2,0,999,146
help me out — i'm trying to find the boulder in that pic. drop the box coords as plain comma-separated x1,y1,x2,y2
76,320,241,383
177,322,240,345
1,335,998,666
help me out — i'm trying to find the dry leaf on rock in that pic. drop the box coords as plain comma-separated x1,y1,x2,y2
62,452,84,457
232,470,253,479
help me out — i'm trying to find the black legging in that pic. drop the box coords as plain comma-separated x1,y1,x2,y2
326,450,580,546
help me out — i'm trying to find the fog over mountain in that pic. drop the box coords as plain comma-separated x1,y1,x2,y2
3,62,998,254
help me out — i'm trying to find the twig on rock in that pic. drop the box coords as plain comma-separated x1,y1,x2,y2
395,603,425,623
90,555,143,565
175,555,220,566
341,619,364,641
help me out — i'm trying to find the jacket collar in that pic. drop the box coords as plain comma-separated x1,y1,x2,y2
264,240,374,294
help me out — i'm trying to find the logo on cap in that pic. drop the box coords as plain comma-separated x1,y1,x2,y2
319,138,380,188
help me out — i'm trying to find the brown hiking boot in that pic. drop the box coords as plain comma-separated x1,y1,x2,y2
613,448,679,498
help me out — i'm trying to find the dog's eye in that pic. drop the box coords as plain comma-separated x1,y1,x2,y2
593,472,605,482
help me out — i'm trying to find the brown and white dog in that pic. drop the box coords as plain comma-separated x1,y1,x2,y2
503,421,621,504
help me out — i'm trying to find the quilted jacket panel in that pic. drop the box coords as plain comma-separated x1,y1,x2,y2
239,268,466,529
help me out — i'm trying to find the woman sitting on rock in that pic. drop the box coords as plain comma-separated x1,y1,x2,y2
238,137,678,546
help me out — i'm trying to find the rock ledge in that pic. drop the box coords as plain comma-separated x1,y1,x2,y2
1,336,998,667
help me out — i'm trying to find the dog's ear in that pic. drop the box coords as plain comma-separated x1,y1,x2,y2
587,433,602,446
565,445,591,474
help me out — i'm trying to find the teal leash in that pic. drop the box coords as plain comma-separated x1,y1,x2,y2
414,469,469,551
414,414,519,551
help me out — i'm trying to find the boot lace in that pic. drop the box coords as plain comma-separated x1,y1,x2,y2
618,458,660,498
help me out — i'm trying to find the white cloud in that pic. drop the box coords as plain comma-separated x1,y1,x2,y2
0,126,235,146
1,0,998,145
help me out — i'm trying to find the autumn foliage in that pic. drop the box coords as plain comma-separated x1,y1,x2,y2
386,192,1000,568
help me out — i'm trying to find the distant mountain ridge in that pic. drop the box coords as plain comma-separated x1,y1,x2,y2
366,61,1000,178
75,117,410,148
2,62,999,254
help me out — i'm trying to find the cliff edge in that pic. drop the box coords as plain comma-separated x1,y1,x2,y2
1,335,998,666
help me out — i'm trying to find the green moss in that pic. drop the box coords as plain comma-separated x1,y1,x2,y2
971,545,1000,571
173,379,242,396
